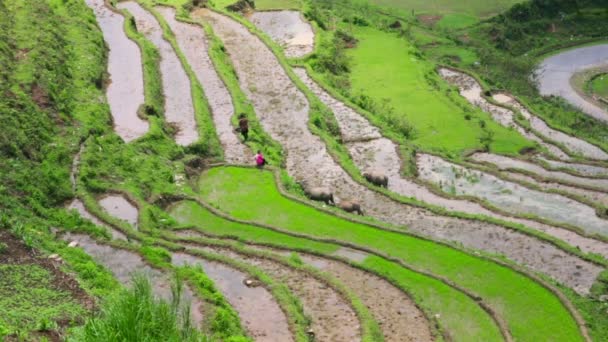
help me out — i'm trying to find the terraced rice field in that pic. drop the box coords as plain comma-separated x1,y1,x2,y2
10,0,608,340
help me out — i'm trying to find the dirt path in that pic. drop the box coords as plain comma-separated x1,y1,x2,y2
471,152,608,191
249,11,314,58
492,92,608,161
192,9,601,294
226,237,434,342
85,0,148,142
62,233,204,326
157,6,250,163
439,68,571,160
172,252,294,342
118,2,198,146
98,194,139,230
180,242,362,342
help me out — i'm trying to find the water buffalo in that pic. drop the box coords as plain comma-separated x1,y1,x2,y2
363,170,388,188
304,186,335,205
338,200,364,215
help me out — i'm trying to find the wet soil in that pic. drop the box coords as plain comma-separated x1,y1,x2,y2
193,9,600,294
85,0,148,142
157,6,250,163
505,171,608,207
418,153,608,240
98,194,139,229
0,231,95,340
67,199,128,241
62,233,204,325
439,68,570,160
179,243,361,342
535,44,608,123
492,92,608,161
172,252,293,342
471,152,608,191
250,11,314,58
538,157,608,178
118,2,198,146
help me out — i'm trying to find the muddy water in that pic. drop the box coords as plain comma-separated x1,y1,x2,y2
85,0,148,142
118,2,198,146
492,92,608,160
505,171,608,207
63,233,204,325
172,252,293,342
249,11,314,58
471,152,608,191
418,154,608,238
98,194,139,229
539,157,608,178
194,9,600,294
180,243,361,342
67,199,128,241
439,68,570,160
535,44,608,122
157,7,250,163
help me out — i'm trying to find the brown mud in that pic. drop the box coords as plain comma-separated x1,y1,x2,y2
118,2,199,146
85,0,148,142
249,11,314,58
192,9,600,294
179,242,362,342
172,252,294,342
98,194,139,230
62,233,204,326
157,6,250,163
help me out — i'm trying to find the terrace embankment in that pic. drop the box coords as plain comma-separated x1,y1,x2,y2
84,0,148,142
492,92,608,161
118,2,198,146
439,68,570,159
535,44,608,123
62,233,204,326
98,194,139,230
172,252,294,342
538,157,608,178
179,242,362,342
418,153,608,238
158,6,250,163
193,9,602,294
249,10,314,58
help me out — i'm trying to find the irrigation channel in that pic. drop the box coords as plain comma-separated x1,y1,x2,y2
118,1,199,146
535,43,608,123
194,7,603,296
84,0,148,142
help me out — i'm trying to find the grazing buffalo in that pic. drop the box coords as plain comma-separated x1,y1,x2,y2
363,170,388,188
304,186,335,205
338,200,364,215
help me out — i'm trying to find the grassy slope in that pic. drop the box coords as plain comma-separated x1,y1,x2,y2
590,74,608,98
169,202,503,341
346,26,533,156
369,0,524,17
193,166,583,342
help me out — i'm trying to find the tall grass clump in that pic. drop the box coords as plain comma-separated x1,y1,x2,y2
72,274,206,342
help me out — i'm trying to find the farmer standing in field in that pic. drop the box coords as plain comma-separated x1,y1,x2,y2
238,113,249,141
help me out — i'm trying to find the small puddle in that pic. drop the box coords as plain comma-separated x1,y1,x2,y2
471,152,608,190
118,2,198,146
156,6,249,163
85,0,148,142
98,194,139,229
67,199,128,241
332,247,369,263
538,157,608,178
492,92,608,160
62,234,203,325
418,153,608,238
535,44,608,122
249,11,314,58
439,68,570,160
172,252,293,342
